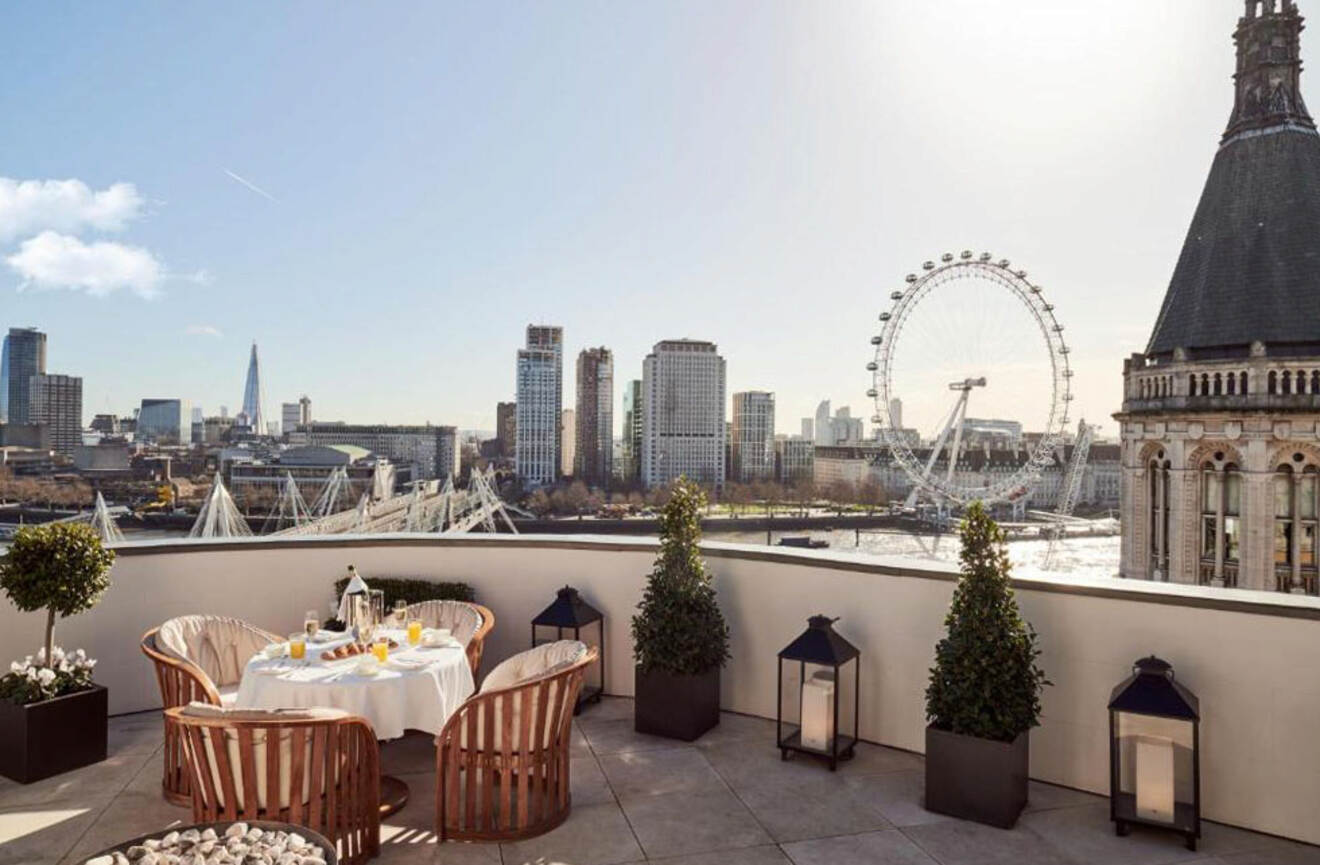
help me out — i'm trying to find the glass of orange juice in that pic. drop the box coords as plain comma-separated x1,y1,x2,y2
407,619,423,646
372,636,389,663
288,634,307,661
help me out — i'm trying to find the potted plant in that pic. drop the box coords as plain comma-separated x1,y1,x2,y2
924,501,1048,828
632,477,730,740
0,522,115,783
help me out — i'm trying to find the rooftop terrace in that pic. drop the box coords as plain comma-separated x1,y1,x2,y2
7,698,1317,865
1,535,1319,863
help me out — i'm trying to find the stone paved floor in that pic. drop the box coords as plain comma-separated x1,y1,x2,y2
2,699,1316,865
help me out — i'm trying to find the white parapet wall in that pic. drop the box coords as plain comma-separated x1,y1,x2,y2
0,534,1316,844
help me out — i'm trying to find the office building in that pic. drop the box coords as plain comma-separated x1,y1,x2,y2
641,339,726,489
731,391,775,483
3,328,46,426
28,373,82,456
800,418,813,440
281,402,301,436
515,325,563,487
496,401,516,459
560,409,576,478
621,380,643,483
575,347,613,486
137,398,191,445
300,422,458,480
775,435,814,485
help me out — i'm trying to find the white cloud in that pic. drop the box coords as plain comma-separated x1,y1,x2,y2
0,177,145,242
7,231,163,299
185,324,223,338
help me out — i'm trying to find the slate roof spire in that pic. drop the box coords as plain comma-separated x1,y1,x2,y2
1145,3,1320,359
1224,0,1314,143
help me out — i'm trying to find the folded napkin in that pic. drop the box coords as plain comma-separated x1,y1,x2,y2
387,657,428,672
261,643,287,660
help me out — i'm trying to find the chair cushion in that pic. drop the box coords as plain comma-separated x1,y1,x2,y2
480,641,588,694
180,703,348,810
406,600,483,646
158,615,277,689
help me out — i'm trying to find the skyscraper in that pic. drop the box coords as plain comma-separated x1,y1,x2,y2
621,380,643,483
731,391,775,483
641,339,726,489
814,400,831,445
138,398,191,445
241,341,265,435
560,409,576,478
575,347,613,486
1115,1,1320,593
496,401,516,458
29,374,82,456
515,325,563,487
4,328,46,426
281,402,301,436
299,395,312,426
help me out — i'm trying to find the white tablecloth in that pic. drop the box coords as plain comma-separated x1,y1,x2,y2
233,629,475,740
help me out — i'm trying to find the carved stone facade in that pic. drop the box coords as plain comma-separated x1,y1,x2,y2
1116,2,1320,596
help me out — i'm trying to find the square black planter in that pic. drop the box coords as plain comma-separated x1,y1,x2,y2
925,725,1029,829
0,684,108,783
634,666,720,741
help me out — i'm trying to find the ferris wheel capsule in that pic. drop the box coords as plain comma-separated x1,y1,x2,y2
870,335,882,345
922,260,935,270
1029,285,1042,294
960,250,973,259
997,259,1011,268
879,312,891,321
941,252,954,263
890,290,904,300
866,388,878,398
866,361,878,371
871,415,883,424
1014,270,1027,278
1042,303,1054,311
905,274,918,283
979,252,993,262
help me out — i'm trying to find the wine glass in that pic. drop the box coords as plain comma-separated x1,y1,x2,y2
304,609,319,639
393,600,407,629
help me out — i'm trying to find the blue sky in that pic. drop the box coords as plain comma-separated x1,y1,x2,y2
0,1,1292,436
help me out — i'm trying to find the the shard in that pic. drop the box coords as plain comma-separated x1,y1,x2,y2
241,341,266,433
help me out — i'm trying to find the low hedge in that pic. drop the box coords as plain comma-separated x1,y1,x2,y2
332,575,476,606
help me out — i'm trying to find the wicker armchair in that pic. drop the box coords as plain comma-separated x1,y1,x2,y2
405,600,494,676
141,615,280,805
435,641,596,841
169,704,380,864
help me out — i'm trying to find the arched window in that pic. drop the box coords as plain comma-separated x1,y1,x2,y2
1201,373,1210,395
1269,370,1278,394
1188,374,1197,396
1283,370,1293,394
1149,456,1171,580
1241,371,1249,394
1300,371,1309,395
1312,371,1319,394
1200,460,1242,586
1213,373,1223,395
1275,464,1295,588
1227,373,1237,395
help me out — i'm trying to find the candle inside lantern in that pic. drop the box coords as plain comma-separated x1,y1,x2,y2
1134,734,1176,823
800,670,836,751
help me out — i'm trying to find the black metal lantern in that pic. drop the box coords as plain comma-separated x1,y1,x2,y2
1108,656,1200,851
531,586,604,711
777,615,860,770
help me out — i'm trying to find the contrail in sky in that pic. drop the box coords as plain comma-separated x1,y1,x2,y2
224,169,278,202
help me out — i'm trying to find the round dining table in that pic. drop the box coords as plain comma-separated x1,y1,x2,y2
233,627,476,816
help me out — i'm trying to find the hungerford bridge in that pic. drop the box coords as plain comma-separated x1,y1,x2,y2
187,465,525,539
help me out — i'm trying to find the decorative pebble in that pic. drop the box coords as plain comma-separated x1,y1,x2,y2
87,825,329,865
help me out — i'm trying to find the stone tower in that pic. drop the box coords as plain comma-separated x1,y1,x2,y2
1116,1,1320,595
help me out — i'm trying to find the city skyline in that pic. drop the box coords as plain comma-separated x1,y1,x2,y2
0,2,1299,434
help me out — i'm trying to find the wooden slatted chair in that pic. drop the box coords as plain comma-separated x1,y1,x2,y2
168,704,381,865
141,615,280,805
405,600,495,676
435,641,596,841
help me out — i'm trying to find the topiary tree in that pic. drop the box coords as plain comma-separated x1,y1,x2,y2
926,501,1048,741
0,522,115,669
632,477,730,675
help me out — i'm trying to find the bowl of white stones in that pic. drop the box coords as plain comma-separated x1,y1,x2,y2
83,820,337,865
